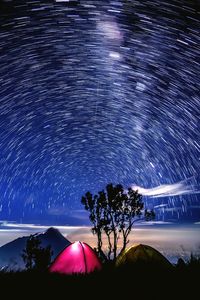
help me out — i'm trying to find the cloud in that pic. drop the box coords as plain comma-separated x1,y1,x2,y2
47,206,69,216
70,210,89,221
131,179,200,198
0,220,88,233
47,206,89,222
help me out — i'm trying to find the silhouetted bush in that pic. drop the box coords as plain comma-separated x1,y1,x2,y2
0,258,199,299
22,234,53,271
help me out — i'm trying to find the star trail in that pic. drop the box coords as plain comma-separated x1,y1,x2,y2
0,0,199,224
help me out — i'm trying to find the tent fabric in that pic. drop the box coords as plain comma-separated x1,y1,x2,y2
49,241,102,274
116,244,172,267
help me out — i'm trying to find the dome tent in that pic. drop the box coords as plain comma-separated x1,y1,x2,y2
49,241,102,274
116,244,172,268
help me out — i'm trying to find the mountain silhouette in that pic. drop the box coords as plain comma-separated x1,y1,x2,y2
0,227,71,271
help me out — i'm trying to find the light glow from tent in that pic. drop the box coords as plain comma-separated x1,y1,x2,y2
49,241,102,274
71,241,80,252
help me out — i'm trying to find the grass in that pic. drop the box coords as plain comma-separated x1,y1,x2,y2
0,260,199,299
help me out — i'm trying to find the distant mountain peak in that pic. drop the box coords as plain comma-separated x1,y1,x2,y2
45,227,62,236
0,227,71,271
43,227,70,243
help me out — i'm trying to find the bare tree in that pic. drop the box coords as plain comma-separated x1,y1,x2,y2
81,183,155,262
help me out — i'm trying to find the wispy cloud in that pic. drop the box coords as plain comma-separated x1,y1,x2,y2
47,206,88,221
131,179,200,198
0,221,88,232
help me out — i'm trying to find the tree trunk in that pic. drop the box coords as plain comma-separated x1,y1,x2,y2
119,230,127,255
97,231,107,262
107,232,112,260
97,231,102,254
113,230,117,261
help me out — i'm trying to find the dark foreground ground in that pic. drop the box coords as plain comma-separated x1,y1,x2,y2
0,261,199,300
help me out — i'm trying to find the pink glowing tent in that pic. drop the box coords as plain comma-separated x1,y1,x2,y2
49,241,102,274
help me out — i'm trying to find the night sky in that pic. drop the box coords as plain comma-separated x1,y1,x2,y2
0,0,199,225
